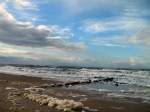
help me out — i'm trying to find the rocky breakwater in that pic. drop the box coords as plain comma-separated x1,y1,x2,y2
45,77,120,88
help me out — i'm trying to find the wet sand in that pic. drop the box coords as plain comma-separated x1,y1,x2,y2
0,73,150,112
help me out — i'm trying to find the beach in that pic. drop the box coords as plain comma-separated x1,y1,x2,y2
0,73,150,112
0,0,150,111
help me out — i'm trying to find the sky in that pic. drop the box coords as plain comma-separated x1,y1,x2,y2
0,0,150,68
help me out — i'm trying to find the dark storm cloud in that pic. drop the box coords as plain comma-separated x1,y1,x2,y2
0,4,85,50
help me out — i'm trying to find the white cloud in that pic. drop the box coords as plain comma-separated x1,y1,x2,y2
91,37,127,48
90,26,150,48
80,1,150,49
48,25,74,38
112,27,150,47
0,42,35,59
60,0,150,18
114,56,150,68
80,0,149,34
63,0,126,15
4,0,38,10
89,26,150,48
0,0,39,22
81,20,106,33
125,27,150,46
128,57,138,66
0,42,85,64
81,17,148,33
0,4,85,51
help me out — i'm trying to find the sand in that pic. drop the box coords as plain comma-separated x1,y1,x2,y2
0,73,150,112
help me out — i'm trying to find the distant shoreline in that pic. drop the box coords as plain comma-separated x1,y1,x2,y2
0,64,150,71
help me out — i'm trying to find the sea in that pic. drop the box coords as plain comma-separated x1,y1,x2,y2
0,65,150,103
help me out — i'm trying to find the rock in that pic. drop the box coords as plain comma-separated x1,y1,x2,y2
64,81,81,87
103,77,114,82
40,84,50,88
50,84,56,87
50,83,64,87
56,83,64,87
92,79,99,83
115,82,119,86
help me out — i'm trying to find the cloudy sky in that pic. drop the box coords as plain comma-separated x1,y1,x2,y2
0,0,150,68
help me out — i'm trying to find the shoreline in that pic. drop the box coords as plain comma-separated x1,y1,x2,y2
0,73,150,112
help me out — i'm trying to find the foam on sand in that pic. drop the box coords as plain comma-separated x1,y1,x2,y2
24,87,83,112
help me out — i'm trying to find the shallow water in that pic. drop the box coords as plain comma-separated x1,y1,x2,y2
0,65,150,102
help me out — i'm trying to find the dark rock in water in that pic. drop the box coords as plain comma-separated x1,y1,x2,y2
81,79,92,84
49,77,116,89
40,84,50,88
50,83,64,87
50,84,56,87
56,83,64,87
64,81,81,86
92,79,99,83
64,80,93,87
93,76,103,79
103,77,114,82
114,82,119,86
